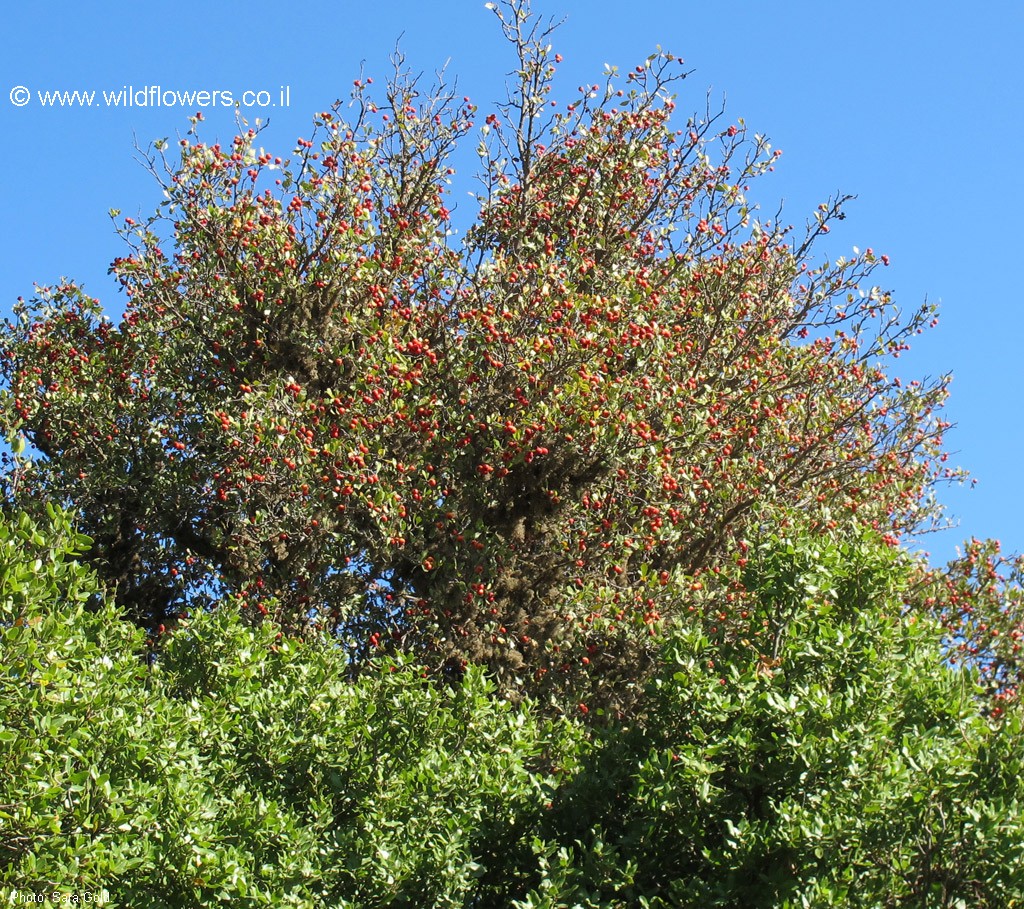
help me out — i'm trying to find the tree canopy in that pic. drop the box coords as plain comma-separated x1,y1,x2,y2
0,1,966,711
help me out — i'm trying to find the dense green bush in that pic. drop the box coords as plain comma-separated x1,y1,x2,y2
520,531,1024,906
2,509,1022,906
0,508,578,905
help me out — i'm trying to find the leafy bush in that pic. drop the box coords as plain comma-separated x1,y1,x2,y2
3,513,1022,906
518,531,1024,907
0,508,580,905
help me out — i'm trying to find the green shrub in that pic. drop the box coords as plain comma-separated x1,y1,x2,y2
518,532,1024,907
2,512,1021,906
0,508,581,906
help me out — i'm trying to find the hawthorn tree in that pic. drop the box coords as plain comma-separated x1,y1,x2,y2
905,538,1024,707
0,0,957,705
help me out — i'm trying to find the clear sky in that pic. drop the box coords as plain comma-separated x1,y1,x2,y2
2,1,1021,567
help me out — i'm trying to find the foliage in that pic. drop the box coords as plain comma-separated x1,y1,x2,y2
908,537,1024,706
3,510,1022,906
0,508,579,905
3,3,1021,899
0,0,958,705
516,530,1024,908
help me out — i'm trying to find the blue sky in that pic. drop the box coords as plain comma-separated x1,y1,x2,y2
2,1,1021,567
